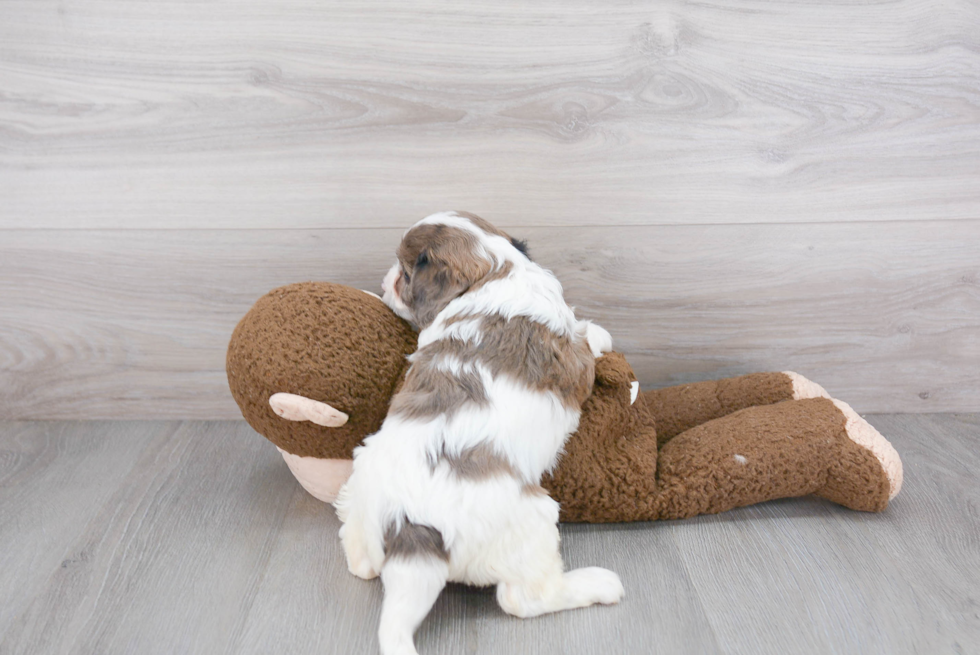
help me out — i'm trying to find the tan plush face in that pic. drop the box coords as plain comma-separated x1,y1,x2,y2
382,215,528,329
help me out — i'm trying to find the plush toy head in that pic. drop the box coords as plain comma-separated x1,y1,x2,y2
226,281,653,515
226,282,417,460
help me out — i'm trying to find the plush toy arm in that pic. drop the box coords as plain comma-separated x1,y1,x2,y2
640,371,812,447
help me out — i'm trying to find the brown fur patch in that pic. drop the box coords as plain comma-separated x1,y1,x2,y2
429,441,519,481
522,483,549,497
388,358,489,420
384,520,449,562
391,314,595,421
447,315,594,407
452,210,509,238
468,261,513,294
454,211,530,260
396,224,492,328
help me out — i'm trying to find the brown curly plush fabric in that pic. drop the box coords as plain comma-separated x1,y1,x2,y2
541,353,659,523
547,367,890,522
226,282,417,459
653,397,890,520
642,372,795,446
226,282,896,523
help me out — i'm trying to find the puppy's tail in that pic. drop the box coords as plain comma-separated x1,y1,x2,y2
378,523,450,655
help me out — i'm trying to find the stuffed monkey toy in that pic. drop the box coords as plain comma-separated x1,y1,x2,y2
226,282,902,522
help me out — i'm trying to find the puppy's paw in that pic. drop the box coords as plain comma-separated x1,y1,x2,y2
340,522,380,580
347,554,380,580
581,321,613,357
378,634,419,655
567,567,624,606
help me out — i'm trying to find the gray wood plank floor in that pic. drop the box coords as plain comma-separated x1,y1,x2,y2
1,415,977,654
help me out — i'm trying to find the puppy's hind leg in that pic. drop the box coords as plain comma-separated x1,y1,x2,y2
497,567,624,619
378,557,448,655
493,507,624,619
377,521,450,655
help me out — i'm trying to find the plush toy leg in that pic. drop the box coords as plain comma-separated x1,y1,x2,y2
641,371,834,447
654,397,902,520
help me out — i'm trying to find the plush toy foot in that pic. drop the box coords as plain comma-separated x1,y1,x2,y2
783,372,903,501
817,398,903,506
269,392,349,427
783,370,832,400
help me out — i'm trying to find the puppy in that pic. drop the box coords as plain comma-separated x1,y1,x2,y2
335,211,622,655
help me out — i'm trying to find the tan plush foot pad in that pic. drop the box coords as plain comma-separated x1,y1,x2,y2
277,448,353,503
785,371,903,500
784,370,831,400
831,398,903,500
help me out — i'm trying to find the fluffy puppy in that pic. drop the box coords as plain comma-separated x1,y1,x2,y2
335,211,622,655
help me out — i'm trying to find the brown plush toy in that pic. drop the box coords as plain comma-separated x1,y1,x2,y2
226,282,903,522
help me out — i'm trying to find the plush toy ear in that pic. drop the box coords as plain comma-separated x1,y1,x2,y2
594,352,636,388
269,393,349,427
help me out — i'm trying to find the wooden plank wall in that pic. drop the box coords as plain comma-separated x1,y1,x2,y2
1,0,978,417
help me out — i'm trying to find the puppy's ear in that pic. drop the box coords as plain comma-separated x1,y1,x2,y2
410,258,462,328
511,237,531,260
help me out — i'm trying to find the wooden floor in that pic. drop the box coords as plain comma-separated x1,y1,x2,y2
2,415,977,654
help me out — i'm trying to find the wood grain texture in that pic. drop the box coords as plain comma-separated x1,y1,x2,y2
1,221,977,419
0,421,170,640
850,413,980,651
2,416,978,654
0,0,978,229
668,413,980,654
0,421,298,655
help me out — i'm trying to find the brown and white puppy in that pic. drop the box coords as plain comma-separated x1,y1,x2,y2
335,211,621,655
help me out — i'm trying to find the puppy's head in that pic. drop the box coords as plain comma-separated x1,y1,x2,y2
381,211,530,328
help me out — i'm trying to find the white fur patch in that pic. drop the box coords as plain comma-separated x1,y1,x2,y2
581,320,613,358
381,262,414,323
